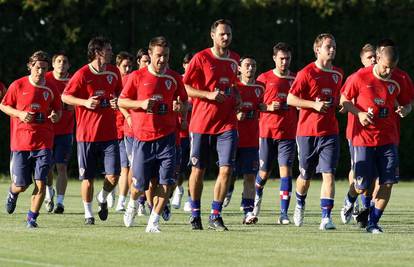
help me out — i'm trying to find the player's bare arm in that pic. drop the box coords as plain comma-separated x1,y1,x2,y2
61,94,100,110
184,84,225,103
0,103,34,123
287,93,329,112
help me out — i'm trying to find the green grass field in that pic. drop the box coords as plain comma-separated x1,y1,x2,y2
0,178,413,267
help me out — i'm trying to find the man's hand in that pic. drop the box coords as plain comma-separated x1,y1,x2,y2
48,110,60,123
358,110,374,126
236,111,245,121
313,101,330,113
267,101,281,111
141,98,155,111
110,97,118,110
395,105,412,118
84,96,100,110
173,96,184,112
19,111,34,123
207,90,225,103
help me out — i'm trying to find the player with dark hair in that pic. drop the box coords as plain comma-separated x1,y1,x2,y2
1,51,61,228
62,36,122,225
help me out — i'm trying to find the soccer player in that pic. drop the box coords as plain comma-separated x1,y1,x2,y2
183,19,240,231
119,36,188,233
44,52,73,214
339,44,377,224
136,48,150,69
1,51,61,228
254,42,297,224
234,56,264,224
287,33,343,230
340,45,413,233
113,51,134,212
171,52,194,211
62,37,122,225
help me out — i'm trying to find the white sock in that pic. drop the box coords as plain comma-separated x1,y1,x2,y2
98,189,110,203
45,186,53,200
149,211,160,225
57,195,64,205
118,195,126,206
83,201,93,218
127,197,139,209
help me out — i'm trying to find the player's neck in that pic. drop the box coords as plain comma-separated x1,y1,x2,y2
240,76,254,85
148,64,166,75
273,68,289,77
315,59,333,70
211,46,229,58
53,70,68,80
373,64,391,80
90,59,107,73
29,75,45,86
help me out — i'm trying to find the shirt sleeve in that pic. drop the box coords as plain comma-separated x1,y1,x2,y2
120,72,138,100
63,70,84,98
341,75,359,101
174,74,188,101
397,73,414,106
182,54,204,89
289,70,308,98
1,81,17,107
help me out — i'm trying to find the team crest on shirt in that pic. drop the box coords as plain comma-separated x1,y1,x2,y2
255,88,262,97
321,88,332,95
107,74,113,84
165,79,172,90
43,91,49,101
30,103,40,110
79,168,85,177
231,63,237,74
332,74,339,84
374,98,385,105
387,84,396,95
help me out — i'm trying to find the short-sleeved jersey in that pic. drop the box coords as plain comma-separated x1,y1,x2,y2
114,74,129,139
63,64,122,142
340,72,359,141
120,66,188,142
341,65,414,146
178,98,192,139
236,80,264,148
289,62,344,137
45,71,74,135
2,76,62,151
257,69,297,139
120,74,134,138
183,48,240,134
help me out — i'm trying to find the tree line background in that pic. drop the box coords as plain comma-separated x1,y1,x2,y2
0,0,414,179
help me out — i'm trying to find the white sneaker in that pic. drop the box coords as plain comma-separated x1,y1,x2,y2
145,223,161,233
293,204,305,227
319,217,336,230
340,197,354,224
183,200,192,212
277,213,291,225
107,190,115,208
171,186,184,209
137,203,147,216
123,206,137,227
252,194,262,217
243,212,258,225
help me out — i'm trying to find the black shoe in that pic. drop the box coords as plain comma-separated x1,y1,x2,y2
84,217,95,225
98,201,108,221
208,217,228,231
356,207,369,228
5,192,17,214
53,203,65,214
190,216,203,230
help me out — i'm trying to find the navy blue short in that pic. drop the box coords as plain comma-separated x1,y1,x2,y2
234,147,259,176
131,133,176,192
52,134,73,164
118,139,129,168
10,149,52,187
77,140,120,180
124,136,134,165
296,135,339,180
259,138,295,172
353,144,399,190
180,137,190,173
190,129,237,169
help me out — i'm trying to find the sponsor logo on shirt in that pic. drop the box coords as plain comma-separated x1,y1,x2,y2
22,91,29,95
94,90,105,96
30,103,40,110
151,94,163,101
219,77,229,85
321,88,332,95
277,93,287,99
374,98,385,105
242,102,253,108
